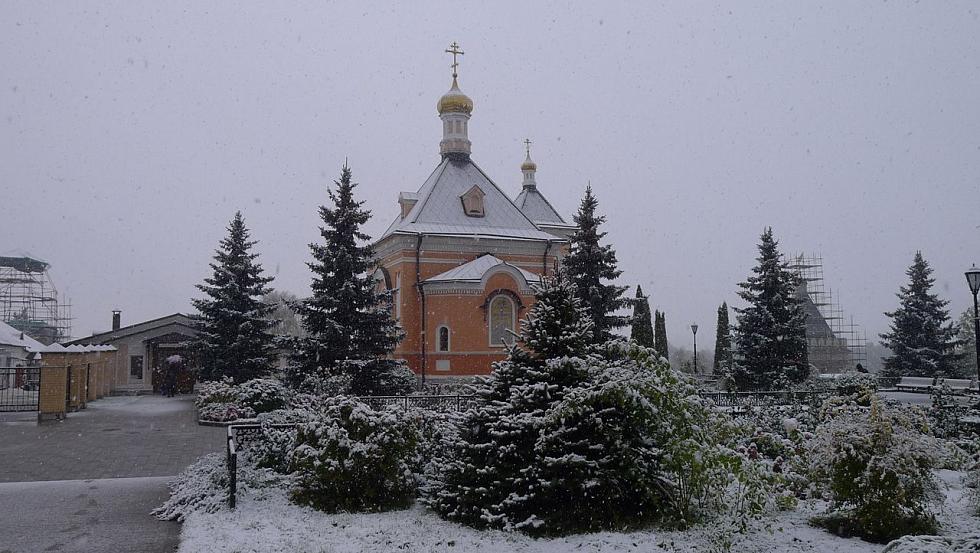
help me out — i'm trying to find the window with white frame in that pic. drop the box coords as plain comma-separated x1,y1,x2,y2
488,295,516,346
436,325,450,352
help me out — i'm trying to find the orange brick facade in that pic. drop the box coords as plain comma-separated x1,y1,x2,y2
375,237,567,380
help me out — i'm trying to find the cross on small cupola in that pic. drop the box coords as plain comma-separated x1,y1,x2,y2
521,137,537,189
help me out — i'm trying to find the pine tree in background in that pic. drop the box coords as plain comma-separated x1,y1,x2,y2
288,164,410,394
427,264,593,530
563,185,629,342
192,211,277,383
954,309,977,379
731,228,809,390
880,252,961,379
630,285,655,348
713,302,733,376
653,310,669,362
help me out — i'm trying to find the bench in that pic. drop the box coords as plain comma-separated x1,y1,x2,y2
895,376,935,392
943,378,979,393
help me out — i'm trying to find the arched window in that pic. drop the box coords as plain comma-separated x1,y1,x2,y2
436,326,450,352
489,295,516,346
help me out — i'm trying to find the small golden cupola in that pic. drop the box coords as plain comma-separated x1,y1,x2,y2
438,42,473,158
521,138,537,189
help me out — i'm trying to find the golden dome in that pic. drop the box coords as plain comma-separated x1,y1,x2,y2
437,77,473,115
521,156,537,171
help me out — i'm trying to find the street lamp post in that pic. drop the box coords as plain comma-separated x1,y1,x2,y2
966,265,980,384
691,323,699,374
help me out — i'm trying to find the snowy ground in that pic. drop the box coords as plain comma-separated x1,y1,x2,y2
176,471,979,553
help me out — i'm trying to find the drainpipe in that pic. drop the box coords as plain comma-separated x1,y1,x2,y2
542,239,553,277
415,233,426,391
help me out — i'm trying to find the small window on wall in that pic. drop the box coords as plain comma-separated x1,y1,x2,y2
489,295,516,346
437,326,450,352
130,355,144,379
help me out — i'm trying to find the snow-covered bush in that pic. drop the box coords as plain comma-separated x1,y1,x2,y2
236,378,289,414
968,465,980,517
198,402,255,422
153,453,229,521
242,408,313,472
345,358,417,396
832,371,878,396
928,380,965,439
195,377,238,408
881,534,980,553
807,398,942,543
290,396,420,512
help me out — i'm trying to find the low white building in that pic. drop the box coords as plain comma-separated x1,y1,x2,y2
0,320,44,389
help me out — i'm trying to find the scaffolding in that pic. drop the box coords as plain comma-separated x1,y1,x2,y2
786,254,867,374
0,251,72,345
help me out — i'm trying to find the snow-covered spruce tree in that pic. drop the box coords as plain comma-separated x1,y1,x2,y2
880,252,961,380
287,164,411,395
955,309,977,379
425,265,594,531
192,211,277,383
428,268,760,535
630,285,655,348
713,302,733,376
654,309,669,362
731,228,808,390
563,185,629,343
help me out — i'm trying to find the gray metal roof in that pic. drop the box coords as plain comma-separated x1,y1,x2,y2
380,158,557,242
426,255,541,284
514,187,568,225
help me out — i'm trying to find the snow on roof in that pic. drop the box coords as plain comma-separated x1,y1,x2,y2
380,158,557,242
426,255,541,284
0,321,46,351
514,187,567,225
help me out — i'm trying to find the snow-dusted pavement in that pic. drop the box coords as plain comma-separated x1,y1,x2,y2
0,395,223,553
0,477,179,553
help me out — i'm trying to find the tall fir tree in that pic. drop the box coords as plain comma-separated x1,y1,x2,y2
289,164,410,394
731,228,809,390
563,185,629,342
630,285,655,348
192,211,277,383
954,309,977,379
880,252,961,379
427,264,594,530
653,310,669,361
713,302,733,375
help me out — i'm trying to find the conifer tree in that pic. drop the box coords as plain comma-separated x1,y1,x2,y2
713,302,733,375
880,252,961,379
288,164,410,394
630,285,655,348
954,309,977,379
427,265,593,530
192,211,276,383
563,185,629,342
731,228,809,390
653,310,669,361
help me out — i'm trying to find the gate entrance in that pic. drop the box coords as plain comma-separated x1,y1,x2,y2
0,367,40,412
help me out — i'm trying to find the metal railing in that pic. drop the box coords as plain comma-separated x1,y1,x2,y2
698,390,830,409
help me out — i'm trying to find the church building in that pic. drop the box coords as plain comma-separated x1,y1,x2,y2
373,44,575,384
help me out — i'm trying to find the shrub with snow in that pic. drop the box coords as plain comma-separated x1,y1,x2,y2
290,396,420,513
153,453,229,521
807,398,942,543
195,377,238,408
241,408,314,472
198,402,255,422
236,378,289,414
928,380,966,439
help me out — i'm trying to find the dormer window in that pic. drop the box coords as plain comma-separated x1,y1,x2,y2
460,185,485,218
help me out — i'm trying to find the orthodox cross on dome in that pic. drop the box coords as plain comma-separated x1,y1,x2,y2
446,41,464,78
523,138,532,157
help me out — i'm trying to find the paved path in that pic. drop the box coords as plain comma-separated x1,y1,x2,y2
0,395,224,553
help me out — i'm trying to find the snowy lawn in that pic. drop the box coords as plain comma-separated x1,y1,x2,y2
176,470,979,553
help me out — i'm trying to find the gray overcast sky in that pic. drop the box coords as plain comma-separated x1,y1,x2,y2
3,2,978,348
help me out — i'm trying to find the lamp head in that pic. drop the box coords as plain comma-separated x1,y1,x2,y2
967,264,980,295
